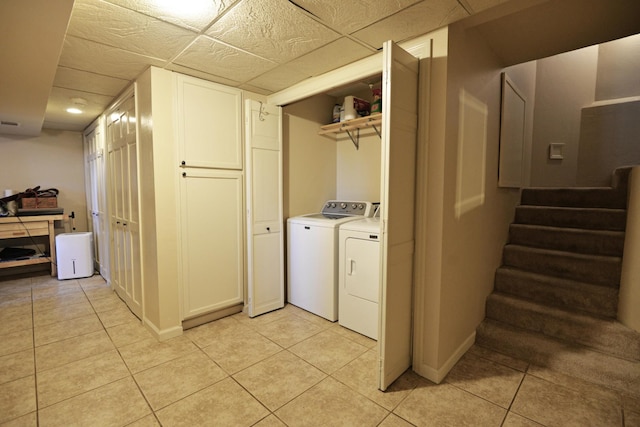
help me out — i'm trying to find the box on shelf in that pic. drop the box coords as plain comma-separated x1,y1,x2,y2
20,196,57,209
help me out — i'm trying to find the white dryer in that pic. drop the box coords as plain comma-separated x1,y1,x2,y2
287,200,374,321
338,217,381,339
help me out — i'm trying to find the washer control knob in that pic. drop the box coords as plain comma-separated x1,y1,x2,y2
351,203,357,209
340,203,347,209
330,203,336,208
358,204,364,210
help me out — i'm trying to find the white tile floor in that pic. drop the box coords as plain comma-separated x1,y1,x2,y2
1,273,638,426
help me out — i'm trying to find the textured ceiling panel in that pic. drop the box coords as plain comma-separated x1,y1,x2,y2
206,0,341,63
67,0,197,60
103,0,240,31
53,66,130,97
59,36,166,80
174,36,277,83
464,0,512,13
353,0,469,48
286,37,375,77
244,64,310,93
291,0,423,34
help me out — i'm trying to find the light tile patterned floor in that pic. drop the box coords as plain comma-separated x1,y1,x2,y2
1,273,638,426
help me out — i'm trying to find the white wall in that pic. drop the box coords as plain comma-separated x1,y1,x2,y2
0,129,87,232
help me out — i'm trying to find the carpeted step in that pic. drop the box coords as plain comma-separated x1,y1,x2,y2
520,187,627,209
503,245,621,287
494,267,618,318
476,319,640,397
514,206,627,231
486,292,640,361
508,224,625,256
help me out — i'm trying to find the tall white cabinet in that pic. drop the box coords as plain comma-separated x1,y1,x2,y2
175,74,245,320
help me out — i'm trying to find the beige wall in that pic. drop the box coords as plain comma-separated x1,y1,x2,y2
415,23,521,380
619,166,640,332
0,129,87,232
283,94,337,218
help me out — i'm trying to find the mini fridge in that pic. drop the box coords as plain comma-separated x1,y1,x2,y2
56,232,93,280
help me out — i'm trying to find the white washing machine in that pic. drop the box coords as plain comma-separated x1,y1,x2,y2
287,200,374,321
338,217,380,339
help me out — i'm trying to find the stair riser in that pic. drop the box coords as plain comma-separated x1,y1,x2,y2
486,295,640,361
503,247,621,287
476,320,640,397
508,225,625,257
520,188,627,209
494,268,618,318
515,207,626,231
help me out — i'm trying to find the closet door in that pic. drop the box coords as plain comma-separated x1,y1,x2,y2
245,100,284,317
84,118,109,279
378,41,419,391
180,169,244,319
107,91,142,318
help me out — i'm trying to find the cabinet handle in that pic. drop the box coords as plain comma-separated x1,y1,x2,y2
266,227,270,232
12,231,26,236
182,172,187,177
181,160,186,166
116,221,121,224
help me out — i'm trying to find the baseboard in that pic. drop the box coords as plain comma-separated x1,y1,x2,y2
143,318,183,342
182,303,244,330
413,330,476,384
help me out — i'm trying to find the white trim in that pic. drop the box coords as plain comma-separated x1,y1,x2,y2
413,331,476,384
143,317,183,342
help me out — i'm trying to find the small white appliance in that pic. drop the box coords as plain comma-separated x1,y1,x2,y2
56,232,94,280
338,217,381,339
287,200,374,321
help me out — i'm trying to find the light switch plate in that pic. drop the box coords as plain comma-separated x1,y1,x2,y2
549,142,565,159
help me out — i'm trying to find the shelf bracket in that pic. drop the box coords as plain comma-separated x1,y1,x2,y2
372,124,381,138
345,127,360,150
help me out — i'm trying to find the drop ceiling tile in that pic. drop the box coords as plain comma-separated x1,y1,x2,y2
67,0,197,60
352,0,469,49
173,36,277,83
206,0,341,63
244,65,310,93
53,67,130,97
102,0,240,32
286,37,375,77
464,0,512,14
290,0,423,34
165,64,240,88
237,83,271,96
59,35,166,80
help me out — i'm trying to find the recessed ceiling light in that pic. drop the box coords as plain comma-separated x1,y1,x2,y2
66,97,88,115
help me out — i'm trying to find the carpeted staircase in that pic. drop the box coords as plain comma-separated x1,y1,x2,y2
476,167,640,397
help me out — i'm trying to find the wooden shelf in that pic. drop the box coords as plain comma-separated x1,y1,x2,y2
318,113,382,136
318,113,382,150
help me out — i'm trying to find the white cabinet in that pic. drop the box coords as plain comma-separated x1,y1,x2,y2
176,74,243,170
176,75,245,321
246,100,284,317
107,89,142,318
179,169,244,318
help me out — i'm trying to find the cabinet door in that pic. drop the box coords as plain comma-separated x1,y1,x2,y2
180,168,244,319
378,41,419,391
176,74,243,170
107,91,142,319
245,100,284,317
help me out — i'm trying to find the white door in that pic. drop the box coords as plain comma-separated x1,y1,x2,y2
180,168,244,319
245,100,284,317
107,92,142,318
378,41,420,390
